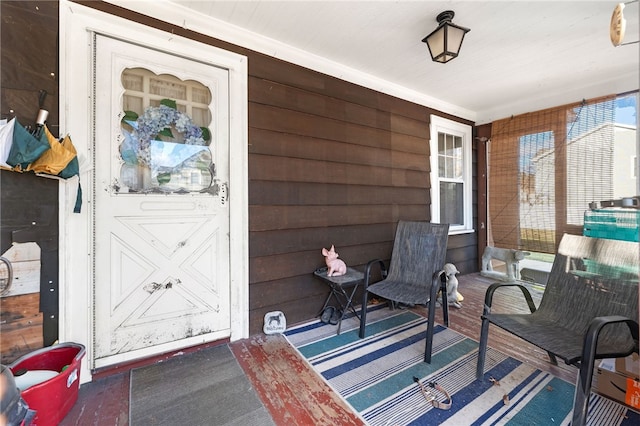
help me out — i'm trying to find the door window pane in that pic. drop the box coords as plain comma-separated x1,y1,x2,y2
118,68,214,193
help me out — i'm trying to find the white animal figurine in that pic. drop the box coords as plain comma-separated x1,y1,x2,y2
322,245,347,277
481,246,530,282
443,263,463,309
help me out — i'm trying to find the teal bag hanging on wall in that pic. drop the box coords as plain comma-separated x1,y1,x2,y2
6,119,50,170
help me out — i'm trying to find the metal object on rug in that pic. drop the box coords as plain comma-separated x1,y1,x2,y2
263,311,286,334
413,376,452,410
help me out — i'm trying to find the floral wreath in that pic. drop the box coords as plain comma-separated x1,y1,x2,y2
121,99,211,166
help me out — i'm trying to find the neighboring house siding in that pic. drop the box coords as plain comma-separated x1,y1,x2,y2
532,123,635,226
4,1,479,337
613,126,637,198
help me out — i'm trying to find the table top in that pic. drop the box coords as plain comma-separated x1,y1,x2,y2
314,266,364,285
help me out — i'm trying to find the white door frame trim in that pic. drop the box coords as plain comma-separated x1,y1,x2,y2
59,0,248,383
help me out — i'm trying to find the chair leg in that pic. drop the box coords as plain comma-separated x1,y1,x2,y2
359,259,385,339
440,277,449,327
476,317,490,379
359,290,368,339
424,274,443,363
572,360,593,426
424,295,437,364
571,316,638,426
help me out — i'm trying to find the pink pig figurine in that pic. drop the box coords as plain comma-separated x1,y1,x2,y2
322,245,347,277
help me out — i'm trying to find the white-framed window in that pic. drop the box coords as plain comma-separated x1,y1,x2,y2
429,115,473,233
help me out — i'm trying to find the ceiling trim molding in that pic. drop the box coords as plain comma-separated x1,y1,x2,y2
105,0,477,122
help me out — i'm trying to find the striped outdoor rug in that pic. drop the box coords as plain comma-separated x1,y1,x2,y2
284,305,639,426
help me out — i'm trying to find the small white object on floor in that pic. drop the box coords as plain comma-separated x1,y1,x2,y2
437,263,464,308
480,246,529,282
263,310,287,334
444,263,464,308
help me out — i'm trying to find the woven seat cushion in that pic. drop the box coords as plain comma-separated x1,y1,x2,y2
486,312,636,365
367,280,431,306
365,221,449,307
484,235,638,366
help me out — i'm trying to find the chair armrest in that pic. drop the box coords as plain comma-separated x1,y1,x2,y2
431,269,449,327
482,283,537,316
581,316,639,363
573,315,639,425
363,259,387,290
432,269,447,301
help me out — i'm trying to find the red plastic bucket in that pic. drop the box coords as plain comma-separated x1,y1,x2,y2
9,343,86,426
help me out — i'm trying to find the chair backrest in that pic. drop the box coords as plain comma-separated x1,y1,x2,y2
385,221,450,286
537,234,639,341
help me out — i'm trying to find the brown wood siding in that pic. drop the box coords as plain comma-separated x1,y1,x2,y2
65,2,478,335
1,1,61,360
247,62,477,331
247,65,435,331
1,1,59,129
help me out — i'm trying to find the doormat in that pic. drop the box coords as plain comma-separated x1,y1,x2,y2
130,344,275,425
284,308,639,425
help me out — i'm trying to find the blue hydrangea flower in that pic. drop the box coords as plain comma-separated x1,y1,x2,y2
129,101,209,166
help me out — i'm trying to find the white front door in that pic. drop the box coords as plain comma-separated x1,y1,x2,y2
92,34,231,367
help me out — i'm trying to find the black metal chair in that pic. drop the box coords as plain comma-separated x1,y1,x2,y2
475,234,639,426
358,221,450,363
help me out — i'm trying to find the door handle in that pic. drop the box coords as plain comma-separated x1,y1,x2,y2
220,182,228,206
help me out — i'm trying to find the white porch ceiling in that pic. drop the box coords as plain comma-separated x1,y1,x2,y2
155,1,638,124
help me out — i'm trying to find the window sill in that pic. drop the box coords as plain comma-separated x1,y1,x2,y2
448,228,475,236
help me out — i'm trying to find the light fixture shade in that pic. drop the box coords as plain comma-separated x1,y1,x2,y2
422,11,470,63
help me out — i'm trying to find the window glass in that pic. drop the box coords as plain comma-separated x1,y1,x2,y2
489,92,637,253
118,68,214,193
439,133,463,179
440,182,464,225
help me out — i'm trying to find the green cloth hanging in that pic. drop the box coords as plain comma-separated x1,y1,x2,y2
6,119,50,170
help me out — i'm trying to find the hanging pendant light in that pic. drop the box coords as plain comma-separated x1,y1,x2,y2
422,10,470,63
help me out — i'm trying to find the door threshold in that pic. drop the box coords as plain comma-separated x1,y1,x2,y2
90,338,230,381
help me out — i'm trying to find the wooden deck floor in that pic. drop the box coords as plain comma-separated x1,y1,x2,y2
60,273,579,425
